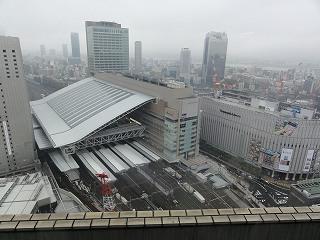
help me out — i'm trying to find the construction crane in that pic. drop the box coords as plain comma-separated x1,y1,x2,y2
96,172,115,211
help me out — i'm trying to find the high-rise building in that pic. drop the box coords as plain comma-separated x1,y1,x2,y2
303,75,315,94
40,44,46,57
134,41,142,73
70,32,81,64
0,36,35,176
201,31,228,87
71,32,80,58
49,49,56,58
62,44,68,59
85,21,129,74
179,48,191,85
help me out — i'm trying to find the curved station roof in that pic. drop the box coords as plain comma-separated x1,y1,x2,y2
31,77,154,148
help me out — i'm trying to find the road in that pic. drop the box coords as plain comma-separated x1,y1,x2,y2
200,148,289,207
248,177,289,206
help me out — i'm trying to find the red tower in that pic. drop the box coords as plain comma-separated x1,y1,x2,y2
96,172,115,211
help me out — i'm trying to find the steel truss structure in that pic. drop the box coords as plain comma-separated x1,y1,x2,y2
84,100,154,139
62,123,145,154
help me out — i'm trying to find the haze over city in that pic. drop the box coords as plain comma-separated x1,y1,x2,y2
1,0,320,62
2,1,320,239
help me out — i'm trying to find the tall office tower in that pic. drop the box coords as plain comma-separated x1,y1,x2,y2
70,32,81,64
62,44,68,59
0,36,35,176
201,32,228,87
179,48,191,85
49,49,56,58
40,44,46,57
85,21,129,74
134,41,142,73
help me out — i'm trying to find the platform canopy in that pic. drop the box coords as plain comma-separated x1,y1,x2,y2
31,77,154,148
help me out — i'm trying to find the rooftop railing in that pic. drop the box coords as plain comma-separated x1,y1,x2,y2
1,207,320,240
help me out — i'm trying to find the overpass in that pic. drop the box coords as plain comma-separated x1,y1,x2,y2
0,207,320,240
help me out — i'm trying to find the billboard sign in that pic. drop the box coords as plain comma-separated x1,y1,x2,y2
274,120,298,136
247,138,261,163
279,148,293,171
259,148,280,169
303,150,315,172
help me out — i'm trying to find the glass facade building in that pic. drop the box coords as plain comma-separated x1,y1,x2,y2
201,32,228,87
70,32,81,64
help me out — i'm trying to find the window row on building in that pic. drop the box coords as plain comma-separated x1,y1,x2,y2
200,97,320,180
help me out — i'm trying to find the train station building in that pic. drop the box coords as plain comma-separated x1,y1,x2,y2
29,74,201,211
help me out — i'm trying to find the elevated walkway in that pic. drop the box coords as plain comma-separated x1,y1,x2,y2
72,123,146,151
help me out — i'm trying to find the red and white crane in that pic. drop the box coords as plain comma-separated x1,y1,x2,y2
96,172,115,211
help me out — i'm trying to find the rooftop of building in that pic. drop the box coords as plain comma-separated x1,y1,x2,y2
206,31,228,39
205,90,317,121
223,89,316,111
292,178,320,199
222,89,277,102
85,21,122,28
96,73,196,108
0,172,56,215
122,73,191,90
30,77,155,148
205,96,280,116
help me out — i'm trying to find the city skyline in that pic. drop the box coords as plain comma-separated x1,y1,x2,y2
1,1,320,223
0,0,320,62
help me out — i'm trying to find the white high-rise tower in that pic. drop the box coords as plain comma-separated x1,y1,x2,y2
86,21,129,74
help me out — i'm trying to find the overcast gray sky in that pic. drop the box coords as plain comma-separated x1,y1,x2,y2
1,0,320,62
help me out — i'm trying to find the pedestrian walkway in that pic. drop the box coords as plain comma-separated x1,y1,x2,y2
263,176,291,190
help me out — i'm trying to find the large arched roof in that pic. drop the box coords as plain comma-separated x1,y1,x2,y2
31,77,154,148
